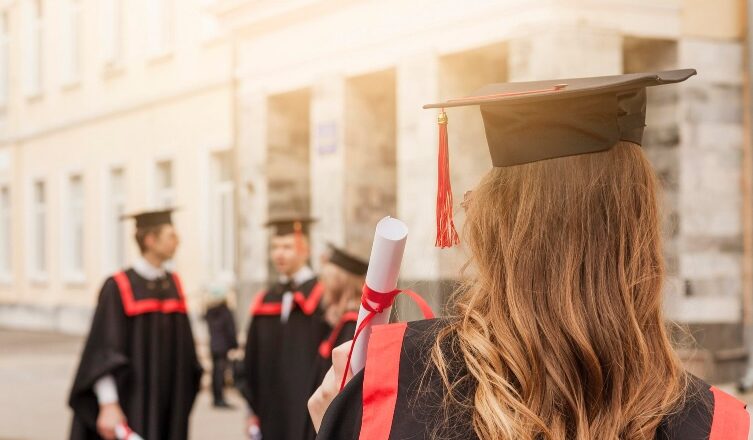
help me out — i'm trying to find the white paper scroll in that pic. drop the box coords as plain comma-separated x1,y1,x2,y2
116,423,144,440
349,216,408,375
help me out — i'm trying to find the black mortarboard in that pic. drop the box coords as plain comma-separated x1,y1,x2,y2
122,208,175,229
327,244,368,276
264,216,317,237
424,69,697,248
424,69,696,166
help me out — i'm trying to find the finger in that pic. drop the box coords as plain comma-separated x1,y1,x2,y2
320,366,337,400
98,426,116,440
308,389,323,432
331,341,354,384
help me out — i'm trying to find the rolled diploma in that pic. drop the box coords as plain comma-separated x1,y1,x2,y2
349,216,408,375
115,423,144,440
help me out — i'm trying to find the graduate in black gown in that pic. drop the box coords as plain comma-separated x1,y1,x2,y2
243,217,330,440
302,244,368,439
311,70,750,439
68,209,202,440
204,284,239,409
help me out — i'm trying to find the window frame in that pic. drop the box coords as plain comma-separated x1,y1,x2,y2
27,176,48,284
0,182,12,283
208,149,235,283
60,171,86,284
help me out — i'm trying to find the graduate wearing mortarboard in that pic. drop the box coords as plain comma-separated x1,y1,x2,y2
243,216,330,440
68,209,202,440
312,70,750,439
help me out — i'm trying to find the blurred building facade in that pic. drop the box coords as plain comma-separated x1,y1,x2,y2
0,0,748,382
0,0,235,333
214,0,748,381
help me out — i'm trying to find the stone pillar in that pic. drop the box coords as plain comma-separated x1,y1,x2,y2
344,70,397,259
266,89,311,216
237,84,269,326
310,75,347,264
670,37,745,382
395,52,445,316
437,45,504,284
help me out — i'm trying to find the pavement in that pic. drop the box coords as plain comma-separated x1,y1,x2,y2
0,329,245,440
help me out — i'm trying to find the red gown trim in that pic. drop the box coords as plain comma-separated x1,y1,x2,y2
318,311,359,358
709,386,750,440
359,322,407,440
249,290,281,316
113,271,188,317
249,282,324,317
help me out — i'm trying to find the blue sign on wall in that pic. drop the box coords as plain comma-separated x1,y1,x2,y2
317,122,338,155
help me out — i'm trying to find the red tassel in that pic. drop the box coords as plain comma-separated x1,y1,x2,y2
435,110,459,248
294,221,305,254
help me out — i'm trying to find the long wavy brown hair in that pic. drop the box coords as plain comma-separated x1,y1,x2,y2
431,141,687,439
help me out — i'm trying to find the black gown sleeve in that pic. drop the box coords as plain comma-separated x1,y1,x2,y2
243,316,259,411
335,321,357,347
224,306,239,350
68,278,130,429
315,370,364,440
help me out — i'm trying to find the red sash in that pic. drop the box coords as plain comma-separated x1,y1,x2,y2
113,271,187,317
709,386,749,440
249,282,324,317
318,311,359,359
358,322,407,440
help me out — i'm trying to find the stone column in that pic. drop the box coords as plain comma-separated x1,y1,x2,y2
395,52,445,316
236,84,269,326
671,37,745,382
344,70,398,259
310,75,347,264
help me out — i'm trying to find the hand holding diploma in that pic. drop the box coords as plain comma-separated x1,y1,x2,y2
308,216,434,432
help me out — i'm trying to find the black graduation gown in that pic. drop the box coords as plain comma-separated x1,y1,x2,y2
302,312,359,440
205,302,238,357
244,277,331,440
318,319,750,440
68,269,203,440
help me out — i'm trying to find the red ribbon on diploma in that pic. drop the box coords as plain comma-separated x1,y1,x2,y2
340,285,435,392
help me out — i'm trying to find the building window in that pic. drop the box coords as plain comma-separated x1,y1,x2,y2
0,185,11,280
62,0,82,85
146,0,173,57
106,167,126,271
30,180,47,278
101,0,123,67
0,12,9,106
154,160,174,208
24,0,43,97
210,151,234,280
63,174,85,281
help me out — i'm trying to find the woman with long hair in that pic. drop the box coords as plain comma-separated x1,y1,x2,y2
309,69,750,439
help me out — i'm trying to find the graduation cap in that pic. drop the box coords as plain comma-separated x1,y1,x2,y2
265,215,317,254
423,68,697,248
122,208,176,229
264,216,317,236
327,244,368,276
